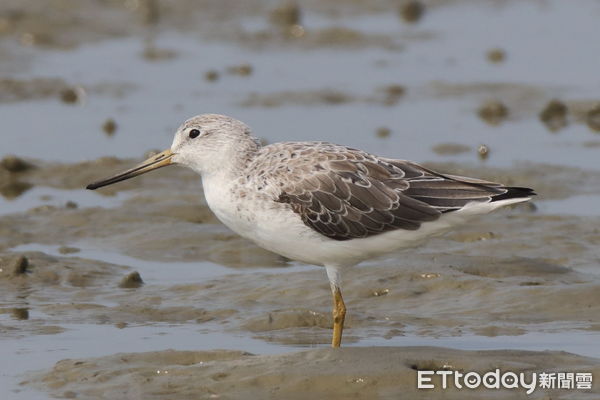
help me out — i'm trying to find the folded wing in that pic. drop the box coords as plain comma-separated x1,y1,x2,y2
269,145,533,241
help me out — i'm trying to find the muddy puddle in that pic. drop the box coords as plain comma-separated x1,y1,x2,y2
1,0,599,399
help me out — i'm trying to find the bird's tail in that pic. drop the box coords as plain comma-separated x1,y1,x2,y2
490,187,536,202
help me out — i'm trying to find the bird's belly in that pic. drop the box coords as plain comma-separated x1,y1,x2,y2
225,201,505,267
205,184,517,267
248,210,333,264
206,198,446,267
210,204,387,267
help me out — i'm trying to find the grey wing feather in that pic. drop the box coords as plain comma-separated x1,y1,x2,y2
267,144,533,241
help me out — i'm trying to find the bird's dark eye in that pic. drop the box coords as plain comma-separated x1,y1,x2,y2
189,129,201,139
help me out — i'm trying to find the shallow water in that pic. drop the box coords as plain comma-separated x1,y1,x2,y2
537,193,600,217
3,322,598,399
12,243,312,282
0,187,128,216
1,0,599,398
2,1,600,169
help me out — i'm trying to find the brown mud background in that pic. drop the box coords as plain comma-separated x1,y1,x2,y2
1,0,599,399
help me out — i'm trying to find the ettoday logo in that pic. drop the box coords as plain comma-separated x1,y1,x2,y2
417,369,593,394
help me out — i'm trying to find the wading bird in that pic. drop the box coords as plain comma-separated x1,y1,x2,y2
87,114,535,347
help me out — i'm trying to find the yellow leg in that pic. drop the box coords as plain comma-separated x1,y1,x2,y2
331,286,346,348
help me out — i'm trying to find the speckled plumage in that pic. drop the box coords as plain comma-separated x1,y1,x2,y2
243,142,531,241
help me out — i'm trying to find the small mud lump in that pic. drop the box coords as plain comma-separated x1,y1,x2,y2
539,100,568,132
487,48,506,63
269,2,301,27
60,86,85,104
477,101,508,125
119,271,144,288
1,155,33,172
228,64,253,77
478,144,490,160
376,127,391,138
585,103,600,132
205,70,219,82
399,1,425,23
11,308,29,320
0,181,32,199
102,118,117,136
1,255,29,276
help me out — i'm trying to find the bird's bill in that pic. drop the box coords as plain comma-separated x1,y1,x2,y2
86,149,174,190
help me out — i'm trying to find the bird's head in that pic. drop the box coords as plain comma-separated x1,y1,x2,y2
86,114,258,190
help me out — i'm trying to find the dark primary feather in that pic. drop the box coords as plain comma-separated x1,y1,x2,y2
265,143,534,241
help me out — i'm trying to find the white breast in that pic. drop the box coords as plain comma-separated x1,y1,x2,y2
202,175,257,238
201,172,329,263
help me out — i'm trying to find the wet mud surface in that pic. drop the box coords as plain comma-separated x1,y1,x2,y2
1,0,600,398
2,157,599,398
26,347,600,400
